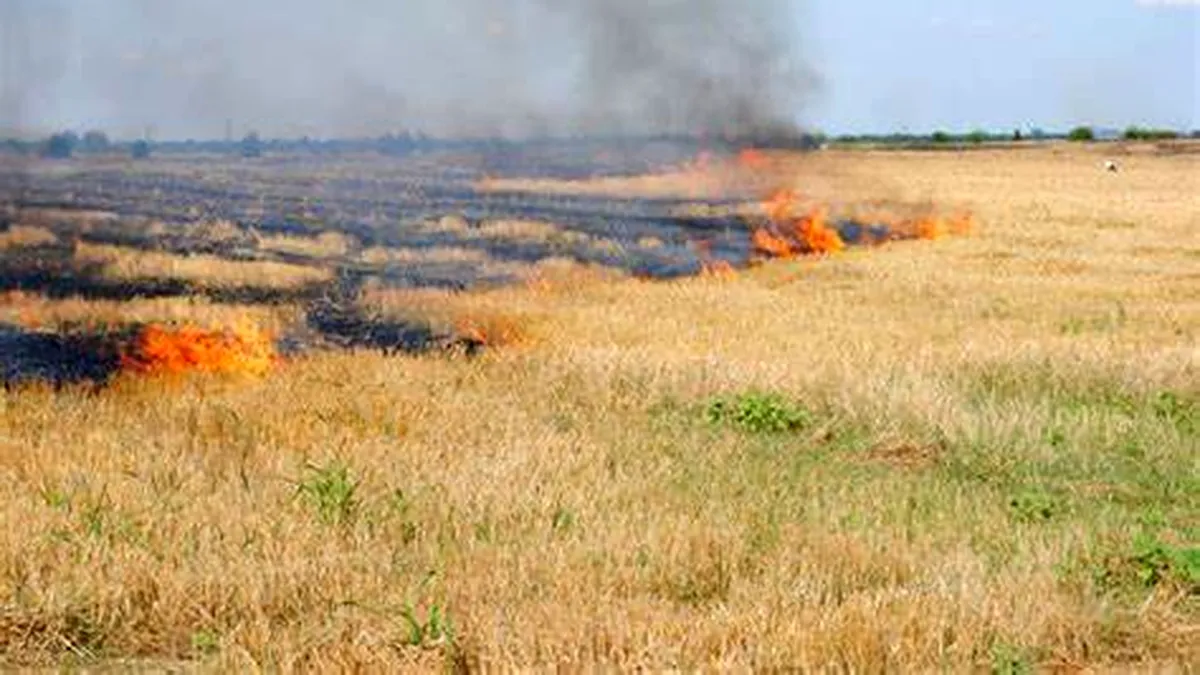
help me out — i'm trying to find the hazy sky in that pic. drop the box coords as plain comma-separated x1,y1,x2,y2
1,0,1196,139
807,0,1199,134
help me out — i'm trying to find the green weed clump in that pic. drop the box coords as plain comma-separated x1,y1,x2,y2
296,462,359,526
1097,534,1200,591
705,391,813,434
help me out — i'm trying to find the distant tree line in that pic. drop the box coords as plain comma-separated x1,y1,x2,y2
832,125,1196,147
1,125,1195,160
1120,126,1181,141
0,129,156,159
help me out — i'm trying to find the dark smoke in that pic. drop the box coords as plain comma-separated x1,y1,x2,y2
1,0,817,140
557,0,815,138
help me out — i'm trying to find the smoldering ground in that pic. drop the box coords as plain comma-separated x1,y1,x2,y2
2,0,818,140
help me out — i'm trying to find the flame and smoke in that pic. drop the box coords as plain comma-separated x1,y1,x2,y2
120,320,278,377
749,188,974,262
751,190,845,258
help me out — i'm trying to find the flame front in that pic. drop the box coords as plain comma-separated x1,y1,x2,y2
736,148,768,170
748,186,973,262
752,190,845,259
795,207,846,254
121,320,278,377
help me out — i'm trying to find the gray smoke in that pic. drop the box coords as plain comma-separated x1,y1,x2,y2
1,0,817,140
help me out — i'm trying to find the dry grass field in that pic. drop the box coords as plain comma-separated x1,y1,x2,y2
1,144,1197,671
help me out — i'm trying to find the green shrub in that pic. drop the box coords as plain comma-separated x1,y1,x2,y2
705,391,813,434
1067,126,1095,142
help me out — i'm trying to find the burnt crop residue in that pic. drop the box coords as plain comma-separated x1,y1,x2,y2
0,323,123,388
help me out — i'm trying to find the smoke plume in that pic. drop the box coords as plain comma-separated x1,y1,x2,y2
1,0,817,140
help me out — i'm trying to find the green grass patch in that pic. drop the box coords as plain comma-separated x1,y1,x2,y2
704,391,815,434
1093,533,1200,593
296,462,359,526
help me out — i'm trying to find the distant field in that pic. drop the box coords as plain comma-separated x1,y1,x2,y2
1,143,1197,670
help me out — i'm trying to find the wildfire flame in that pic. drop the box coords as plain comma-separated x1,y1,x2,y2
915,215,942,241
751,190,845,259
795,207,846,254
120,320,278,377
700,259,737,280
762,188,802,224
748,188,973,262
751,228,798,258
691,238,738,280
736,148,769,170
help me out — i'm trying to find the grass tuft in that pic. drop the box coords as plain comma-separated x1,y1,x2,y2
704,391,814,434
295,462,359,526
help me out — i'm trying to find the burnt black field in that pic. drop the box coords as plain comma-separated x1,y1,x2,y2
0,140,776,385
1,140,762,287
2,137,912,385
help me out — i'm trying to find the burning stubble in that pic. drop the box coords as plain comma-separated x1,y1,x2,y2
5,0,818,139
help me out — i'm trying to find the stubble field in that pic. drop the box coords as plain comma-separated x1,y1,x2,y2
1,143,1197,671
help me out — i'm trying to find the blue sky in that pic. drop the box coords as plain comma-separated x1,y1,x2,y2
806,0,1199,134
1,0,1196,138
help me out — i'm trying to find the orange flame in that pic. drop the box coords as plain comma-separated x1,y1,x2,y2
737,148,768,170
121,320,278,377
762,188,802,223
701,259,737,280
914,216,943,240
752,191,845,259
948,211,975,235
453,316,525,348
752,228,799,259
795,208,846,254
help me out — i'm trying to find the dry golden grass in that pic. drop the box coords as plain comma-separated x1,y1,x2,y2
478,152,777,200
257,231,354,260
188,219,245,244
473,218,560,240
358,245,490,265
0,225,57,249
0,291,299,333
1,145,1197,671
13,208,118,231
74,242,333,290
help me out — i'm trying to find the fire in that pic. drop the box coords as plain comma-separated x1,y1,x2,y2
914,216,943,240
896,211,974,241
746,185,975,263
455,320,488,345
762,188,802,223
691,238,738,279
795,207,846,254
752,228,798,258
701,259,737,280
751,190,845,259
737,148,769,170
121,320,278,377
453,314,525,348
948,211,975,235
